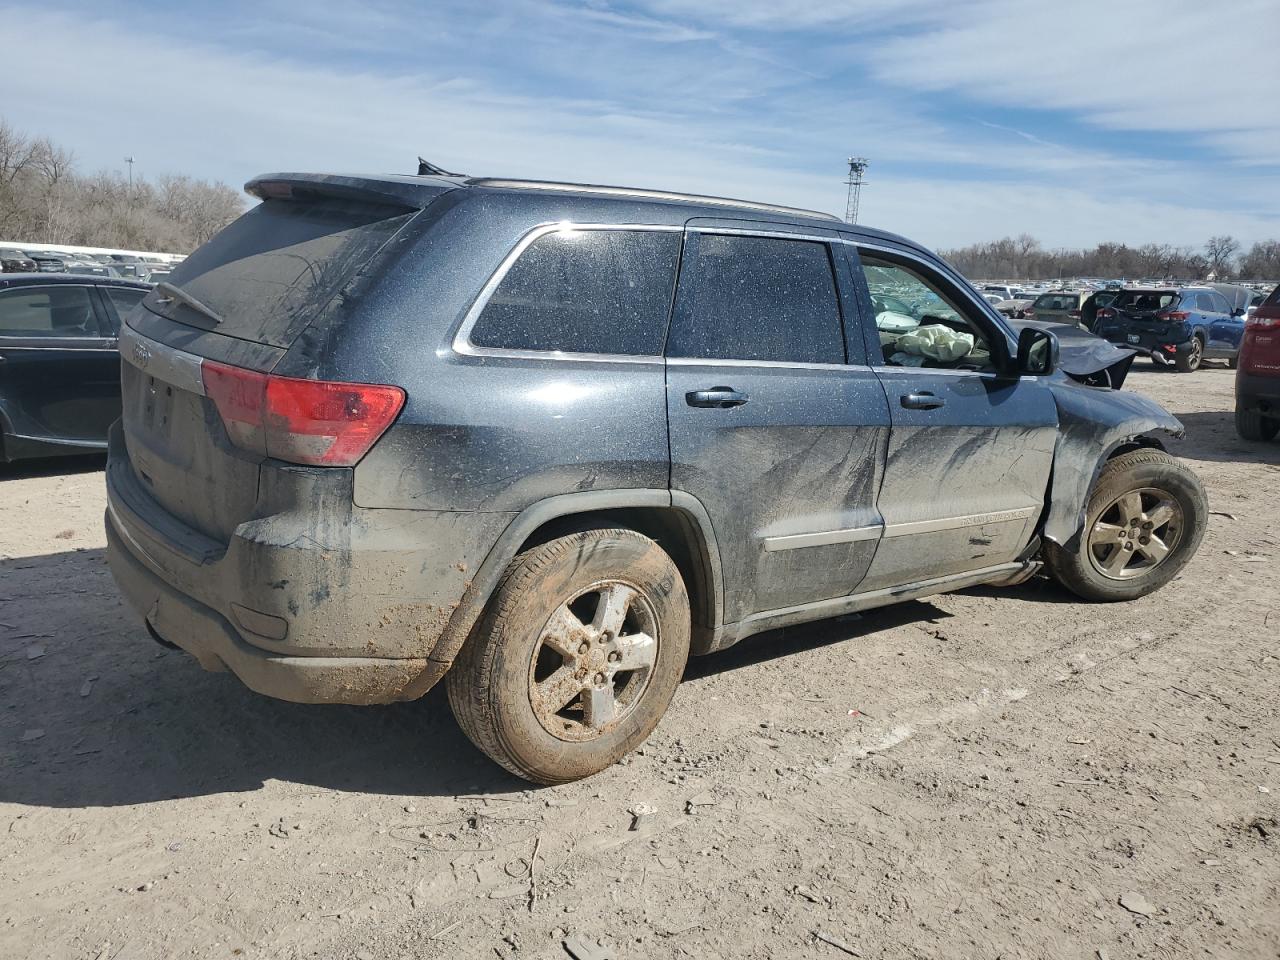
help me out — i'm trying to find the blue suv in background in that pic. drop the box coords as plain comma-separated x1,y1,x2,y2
1094,285,1250,372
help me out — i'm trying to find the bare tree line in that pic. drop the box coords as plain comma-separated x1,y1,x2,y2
0,118,244,253
941,233,1280,283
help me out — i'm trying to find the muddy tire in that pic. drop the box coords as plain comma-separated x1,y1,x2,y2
1043,449,1206,602
447,529,690,784
1174,336,1203,372
1235,406,1279,442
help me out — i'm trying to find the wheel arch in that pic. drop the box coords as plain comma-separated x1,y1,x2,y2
1040,383,1185,552
417,489,724,690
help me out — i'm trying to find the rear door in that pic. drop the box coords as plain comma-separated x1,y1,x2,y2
1206,291,1245,357
664,222,891,624
847,243,1058,591
0,283,120,445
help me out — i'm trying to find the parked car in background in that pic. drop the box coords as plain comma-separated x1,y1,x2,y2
995,297,1034,319
1024,290,1090,326
982,284,1020,301
1080,289,1118,331
1235,284,1280,441
1093,286,1246,372
982,293,1005,307
1,249,38,273
104,171,1205,783
65,259,121,278
0,273,149,462
25,251,69,272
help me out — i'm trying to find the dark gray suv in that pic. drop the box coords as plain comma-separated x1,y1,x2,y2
105,172,1207,783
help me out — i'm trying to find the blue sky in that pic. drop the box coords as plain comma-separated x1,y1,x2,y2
4,0,1278,248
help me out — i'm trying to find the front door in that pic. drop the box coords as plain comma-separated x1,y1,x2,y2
664,224,891,626
0,283,121,446
846,244,1059,591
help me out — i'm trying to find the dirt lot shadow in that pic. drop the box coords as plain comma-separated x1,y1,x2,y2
2,547,964,809
0,452,106,480
1170,410,1280,465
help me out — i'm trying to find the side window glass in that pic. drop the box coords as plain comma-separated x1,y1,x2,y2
105,287,145,325
468,229,679,356
0,285,101,338
859,255,994,370
1195,293,1215,313
666,234,844,364
1210,293,1232,315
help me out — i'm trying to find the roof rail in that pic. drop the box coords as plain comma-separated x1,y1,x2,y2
466,177,842,223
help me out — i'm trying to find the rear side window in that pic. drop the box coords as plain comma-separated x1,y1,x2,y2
667,234,844,364
468,229,679,356
1033,293,1078,310
104,287,145,324
1195,293,1217,312
0,285,101,337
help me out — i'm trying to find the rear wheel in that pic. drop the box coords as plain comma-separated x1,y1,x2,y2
447,528,690,784
1174,336,1203,372
1235,405,1280,442
1044,449,1206,602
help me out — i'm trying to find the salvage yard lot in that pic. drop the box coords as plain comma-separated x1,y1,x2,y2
2,365,1277,960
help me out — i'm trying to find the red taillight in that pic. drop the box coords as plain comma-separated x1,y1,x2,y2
1097,307,1116,320
1023,307,1036,318
1068,309,1081,319
1246,314,1280,331
1157,311,1190,321
202,361,405,466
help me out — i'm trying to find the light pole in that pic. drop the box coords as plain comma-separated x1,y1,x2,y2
124,156,135,190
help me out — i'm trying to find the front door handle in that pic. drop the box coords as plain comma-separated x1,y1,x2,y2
901,391,945,410
686,386,749,409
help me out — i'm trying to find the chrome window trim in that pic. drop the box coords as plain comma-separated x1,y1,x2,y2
687,225,838,244
667,356,871,373
118,323,206,396
881,506,1037,539
451,222,681,365
762,524,883,552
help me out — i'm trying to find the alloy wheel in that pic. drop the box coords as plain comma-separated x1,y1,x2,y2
1087,487,1184,581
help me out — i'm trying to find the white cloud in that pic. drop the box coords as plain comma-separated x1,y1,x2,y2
2,2,1276,250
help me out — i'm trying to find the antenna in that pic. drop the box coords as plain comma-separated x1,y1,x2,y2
844,157,869,224
124,155,135,190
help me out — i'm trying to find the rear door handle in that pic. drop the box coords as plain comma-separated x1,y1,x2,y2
686,386,749,409
901,391,945,410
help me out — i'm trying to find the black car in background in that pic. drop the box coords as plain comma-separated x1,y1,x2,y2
0,273,149,462
1,248,39,273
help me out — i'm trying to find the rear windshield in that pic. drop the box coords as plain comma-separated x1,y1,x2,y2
1033,292,1079,310
1114,290,1179,312
143,196,418,348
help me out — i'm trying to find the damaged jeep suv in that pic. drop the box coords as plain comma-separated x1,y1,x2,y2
105,172,1207,783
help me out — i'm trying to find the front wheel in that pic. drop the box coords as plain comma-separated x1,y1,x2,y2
447,528,690,784
1236,406,1280,441
1173,336,1203,372
1044,449,1206,602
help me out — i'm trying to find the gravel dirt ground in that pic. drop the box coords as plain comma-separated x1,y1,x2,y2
2,363,1278,960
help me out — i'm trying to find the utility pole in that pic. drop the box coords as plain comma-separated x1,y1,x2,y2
124,156,135,190
844,157,869,225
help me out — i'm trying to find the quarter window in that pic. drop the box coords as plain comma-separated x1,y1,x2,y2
666,234,844,364
105,287,145,324
468,229,680,356
0,285,101,337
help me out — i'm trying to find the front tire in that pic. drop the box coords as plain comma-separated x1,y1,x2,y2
1236,406,1280,441
1044,449,1206,602
447,528,690,784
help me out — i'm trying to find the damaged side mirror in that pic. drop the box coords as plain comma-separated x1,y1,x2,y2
1016,327,1059,376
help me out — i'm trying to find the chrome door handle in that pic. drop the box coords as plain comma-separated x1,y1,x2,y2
686,387,749,409
901,391,945,410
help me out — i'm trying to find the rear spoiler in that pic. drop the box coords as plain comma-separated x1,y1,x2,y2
244,173,453,212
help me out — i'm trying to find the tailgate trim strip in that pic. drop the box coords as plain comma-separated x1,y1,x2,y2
120,324,206,396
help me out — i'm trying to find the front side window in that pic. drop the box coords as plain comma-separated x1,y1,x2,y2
0,285,101,338
859,255,995,370
468,228,680,356
666,234,844,364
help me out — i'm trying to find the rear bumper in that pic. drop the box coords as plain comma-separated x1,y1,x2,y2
1098,330,1192,359
103,422,512,704
106,515,434,704
1236,372,1280,413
